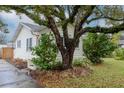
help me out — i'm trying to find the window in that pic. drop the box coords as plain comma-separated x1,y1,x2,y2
17,40,21,48
26,38,32,51
120,36,124,40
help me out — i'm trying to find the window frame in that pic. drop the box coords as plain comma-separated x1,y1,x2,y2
26,38,32,51
17,40,21,48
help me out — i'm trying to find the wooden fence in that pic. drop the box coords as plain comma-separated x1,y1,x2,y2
2,47,14,62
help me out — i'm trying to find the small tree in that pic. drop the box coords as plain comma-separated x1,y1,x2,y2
83,33,116,64
32,33,58,70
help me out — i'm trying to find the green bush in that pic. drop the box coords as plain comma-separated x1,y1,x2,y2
32,33,58,70
73,58,90,67
83,33,116,64
113,48,124,60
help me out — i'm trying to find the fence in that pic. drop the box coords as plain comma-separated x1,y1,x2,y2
2,47,14,63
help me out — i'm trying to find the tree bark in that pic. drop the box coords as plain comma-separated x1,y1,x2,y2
61,45,75,70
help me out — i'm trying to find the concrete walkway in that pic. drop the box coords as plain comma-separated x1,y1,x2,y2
0,60,39,88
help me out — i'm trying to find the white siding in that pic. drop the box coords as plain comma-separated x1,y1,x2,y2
14,26,37,60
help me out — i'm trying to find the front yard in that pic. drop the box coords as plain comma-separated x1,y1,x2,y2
31,58,124,88
65,58,124,88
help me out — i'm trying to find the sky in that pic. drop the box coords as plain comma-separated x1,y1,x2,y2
0,10,106,42
0,11,34,42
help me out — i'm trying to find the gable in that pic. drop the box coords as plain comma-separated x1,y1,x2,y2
12,24,30,42
12,23,40,42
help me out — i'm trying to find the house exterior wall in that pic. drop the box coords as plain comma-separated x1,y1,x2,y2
119,40,124,48
14,24,83,61
14,26,37,60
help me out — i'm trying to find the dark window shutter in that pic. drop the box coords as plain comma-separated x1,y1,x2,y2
26,39,28,51
17,41,18,48
19,40,21,48
30,38,32,50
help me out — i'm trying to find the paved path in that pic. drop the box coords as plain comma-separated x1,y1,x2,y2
0,60,39,88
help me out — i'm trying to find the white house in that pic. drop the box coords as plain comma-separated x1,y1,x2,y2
12,22,83,63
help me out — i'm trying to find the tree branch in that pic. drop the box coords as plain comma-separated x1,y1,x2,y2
84,23,124,33
75,6,96,32
51,6,65,20
7,6,48,27
67,5,81,23
87,16,124,24
74,5,96,42
75,22,124,43
87,6,124,24
55,6,65,20
46,16,66,53
62,21,69,48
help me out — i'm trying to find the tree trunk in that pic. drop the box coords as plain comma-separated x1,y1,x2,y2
61,47,75,70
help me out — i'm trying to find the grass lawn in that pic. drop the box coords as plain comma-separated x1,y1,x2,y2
60,58,124,88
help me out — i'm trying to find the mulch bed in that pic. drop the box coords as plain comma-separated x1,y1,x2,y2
11,58,27,69
29,66,93,87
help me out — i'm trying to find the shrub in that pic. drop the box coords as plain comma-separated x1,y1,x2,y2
12,58,27,69
113,48,124,60
83,33,116,64
73,58,90,67
32,33,58,70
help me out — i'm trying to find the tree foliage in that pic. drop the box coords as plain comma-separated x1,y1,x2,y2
83,33,116,64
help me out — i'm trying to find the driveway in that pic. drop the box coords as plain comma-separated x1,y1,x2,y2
0,60,39,88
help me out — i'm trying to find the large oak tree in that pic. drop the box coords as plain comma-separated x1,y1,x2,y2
1,5,124,69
